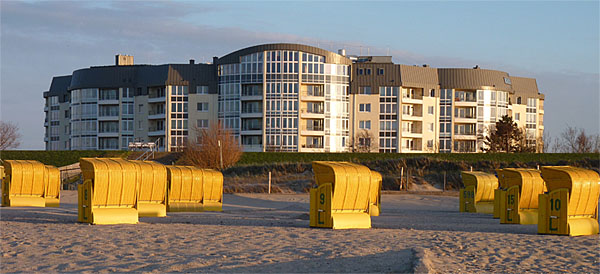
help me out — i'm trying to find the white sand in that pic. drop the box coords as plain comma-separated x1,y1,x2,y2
1,191,598,273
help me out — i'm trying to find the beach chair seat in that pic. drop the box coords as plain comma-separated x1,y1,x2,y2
78,158,138,225
2,160,47,207
538,166,599,236
166,166,223,212
131,160,167,217
497,169,546,225
459,171,497,214
44,165,61,207
310,161,381,229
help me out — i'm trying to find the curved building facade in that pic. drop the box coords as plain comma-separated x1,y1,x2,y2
216,44,351,152
44,43,544,153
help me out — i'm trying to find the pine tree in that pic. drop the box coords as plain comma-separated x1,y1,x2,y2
483,115,533,152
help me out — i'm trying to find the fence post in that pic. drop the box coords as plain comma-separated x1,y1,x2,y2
443,171,447,191
400,167,404,191
406,169,410,191
268,171,272,194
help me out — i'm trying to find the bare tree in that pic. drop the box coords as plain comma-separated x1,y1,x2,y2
180,122,242,170
0,121,21,150
541,130,551,153
558,126,599,153
351,130,377,152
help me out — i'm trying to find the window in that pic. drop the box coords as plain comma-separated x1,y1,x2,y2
365,68,371,75
427,140,433,148
430,89,435,97
196,86,209,94
377,68,384,75
517,97,522,104
429,123,434,132
515,113,520,121
359,103,371,112
359,120,371,129
197,119,209,128
359,138,371,147
197,102,209,112
358,86,371,95
358,68,363,75
428,106,434,115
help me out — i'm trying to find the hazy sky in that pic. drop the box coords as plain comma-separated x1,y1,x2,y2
1,1,598,150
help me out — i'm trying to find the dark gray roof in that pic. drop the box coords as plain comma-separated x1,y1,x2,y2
45,75,72,98
68,64,217,93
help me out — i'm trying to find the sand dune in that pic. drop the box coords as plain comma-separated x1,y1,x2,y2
1,191,598,273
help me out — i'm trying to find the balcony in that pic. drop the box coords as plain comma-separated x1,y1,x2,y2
241,90,262,101
300,90,325,101
242,144,263,152
98,115,119,121
454,115,477,123
148,96,166,103
148,128,165,136
300,108,324,118
401,146,422,153
401,113,422,121
241,126,262,135
240,109,262,118
98,131,119,137
302,125,324,136
402,130,422,138
454,98,477,107
98,99,119,105
148,110,166,120
454,132,477,140
402,96,423,104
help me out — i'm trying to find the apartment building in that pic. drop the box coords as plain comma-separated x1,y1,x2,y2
44,43,544,152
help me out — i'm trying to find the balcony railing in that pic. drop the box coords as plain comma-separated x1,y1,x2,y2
241,108,262,114
242,126,262,131
306,126,324,131
304,90,324,97
302,108,324,114
242,91,263,97
303,144,324,149
149,110,165,115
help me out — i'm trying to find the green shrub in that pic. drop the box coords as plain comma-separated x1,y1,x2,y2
0,150,130,167
237,152,598,166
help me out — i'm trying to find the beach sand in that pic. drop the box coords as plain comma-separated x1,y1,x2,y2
1,191,598,273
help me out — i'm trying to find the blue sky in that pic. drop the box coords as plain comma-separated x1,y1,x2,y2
1,0,599,149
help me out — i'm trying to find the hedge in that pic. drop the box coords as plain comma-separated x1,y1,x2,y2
0,150,130,167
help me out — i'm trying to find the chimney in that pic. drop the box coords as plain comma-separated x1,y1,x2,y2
212,56,218,64
115,54,134,66
189,59,195,64
422,64,429,67
338,49,346,56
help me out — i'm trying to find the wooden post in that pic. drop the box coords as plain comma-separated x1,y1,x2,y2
268,171,272,194
406,169,410,191
400,167,404,190
443,171,447,191
470,166,473,172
